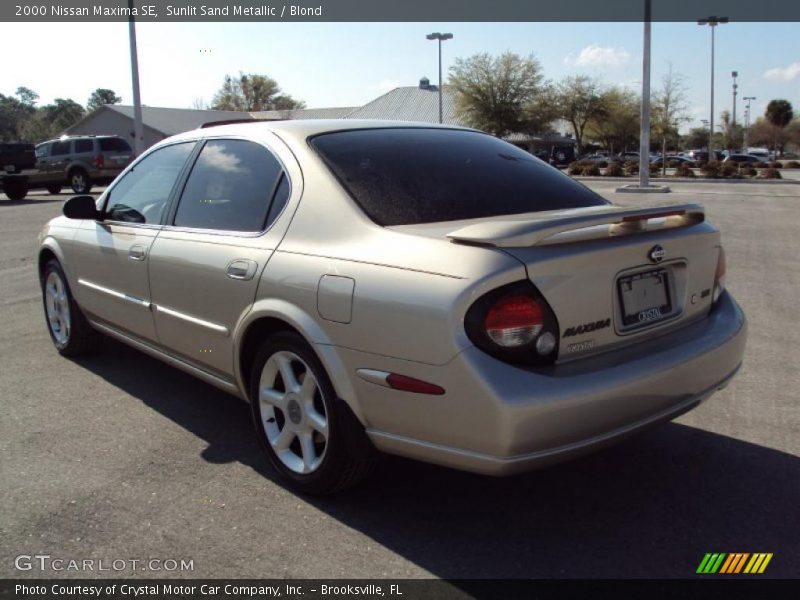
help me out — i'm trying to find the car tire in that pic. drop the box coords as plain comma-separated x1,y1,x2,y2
46,185,62,195
250,331,376,494
3,179,28,201
41,259,100,357
69,169,92,194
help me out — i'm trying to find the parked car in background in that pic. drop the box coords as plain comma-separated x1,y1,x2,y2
0,143,36,200
38,120,746,494
722,154,762,165
689,150,724,163
650,156,696,167
1,135,134,200
615,151,640,162
31,135,134,195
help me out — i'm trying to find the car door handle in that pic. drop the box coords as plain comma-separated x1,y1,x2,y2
226,259,257,280
129,245,147,261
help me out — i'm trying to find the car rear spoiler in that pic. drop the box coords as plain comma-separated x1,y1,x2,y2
446,203,706,248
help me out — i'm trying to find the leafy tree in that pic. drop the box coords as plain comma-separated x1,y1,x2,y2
87,88,122,111
586,87,640,154
15,86,39,107
652,66,689,173
449,52,552,137
0,92,35,141
211,73,305,111
765,99,794,158
683,127,711,150
554,75,607,154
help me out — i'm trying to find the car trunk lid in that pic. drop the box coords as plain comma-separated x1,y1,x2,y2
445,203,721,361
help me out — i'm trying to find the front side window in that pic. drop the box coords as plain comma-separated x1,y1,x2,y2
310,128,608,226
35,143,51,158
104,142,194,224
173,139,284,232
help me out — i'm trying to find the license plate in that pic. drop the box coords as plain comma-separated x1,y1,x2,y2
618,269,671,327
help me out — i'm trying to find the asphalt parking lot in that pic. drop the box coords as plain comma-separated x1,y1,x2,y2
1,182,798,580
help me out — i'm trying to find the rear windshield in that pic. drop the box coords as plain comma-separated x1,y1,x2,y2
99,138,132,152
310,128,608,226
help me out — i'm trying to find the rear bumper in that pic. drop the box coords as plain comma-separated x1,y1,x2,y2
344,291,746,475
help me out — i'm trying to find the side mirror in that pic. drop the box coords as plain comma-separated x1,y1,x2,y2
63,195,102,220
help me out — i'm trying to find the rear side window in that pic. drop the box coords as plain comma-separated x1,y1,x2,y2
311,128,608,226
51,141,71,156
74,139,93,153
173,139,284,232
100,138,132,152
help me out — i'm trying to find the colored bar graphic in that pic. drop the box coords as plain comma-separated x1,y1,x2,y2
719,554,736,574
733,553,750,573
698,552,772,574
758,553,773,573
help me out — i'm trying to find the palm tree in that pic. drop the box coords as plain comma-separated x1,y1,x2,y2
765,99,794,159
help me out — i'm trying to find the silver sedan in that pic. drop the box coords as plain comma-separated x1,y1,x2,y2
38,121,747,493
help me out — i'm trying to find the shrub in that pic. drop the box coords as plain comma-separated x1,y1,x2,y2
758,168,782,179
674,163,695,178
649,163,661,176
624,162,639,176
582,164,601,176
567,162,582,175
667,160,681,168
700,161,720,178
786,160,800,168
767,161,781,169
752,161,766,168
604,162,624,177
597,160,608,168
720,163,739,178
741,167,757,177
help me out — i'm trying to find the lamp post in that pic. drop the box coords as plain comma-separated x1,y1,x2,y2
731,70,738,126
638,0,652,188
128,0,144,156
698,16,728,159
743,96,756,153
426,32,453,124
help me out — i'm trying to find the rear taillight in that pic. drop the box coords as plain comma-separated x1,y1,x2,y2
465,281,560,365
713,247,726,303
485,295,543,347
95,154,105,169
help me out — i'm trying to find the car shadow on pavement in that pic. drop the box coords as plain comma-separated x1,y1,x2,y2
76,336,799,579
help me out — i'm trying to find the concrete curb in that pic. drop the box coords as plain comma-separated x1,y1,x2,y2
574,176,800,185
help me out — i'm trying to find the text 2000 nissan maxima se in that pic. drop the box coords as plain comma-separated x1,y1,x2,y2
38,121,747,493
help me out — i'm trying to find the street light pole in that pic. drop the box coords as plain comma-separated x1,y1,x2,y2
638,0,652,188
743,96,756,152
731,70,738,126
698,16,728,160
426,32,453,124
128,0,144,156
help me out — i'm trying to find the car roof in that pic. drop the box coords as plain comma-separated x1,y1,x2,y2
174,119,477,145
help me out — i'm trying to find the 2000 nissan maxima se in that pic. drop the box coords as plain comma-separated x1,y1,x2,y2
38,121,747,494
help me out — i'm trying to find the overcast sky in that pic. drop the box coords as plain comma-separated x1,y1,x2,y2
1,21,798,132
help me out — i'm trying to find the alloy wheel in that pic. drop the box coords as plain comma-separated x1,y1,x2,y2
44,271,71,346
258,350,329,474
